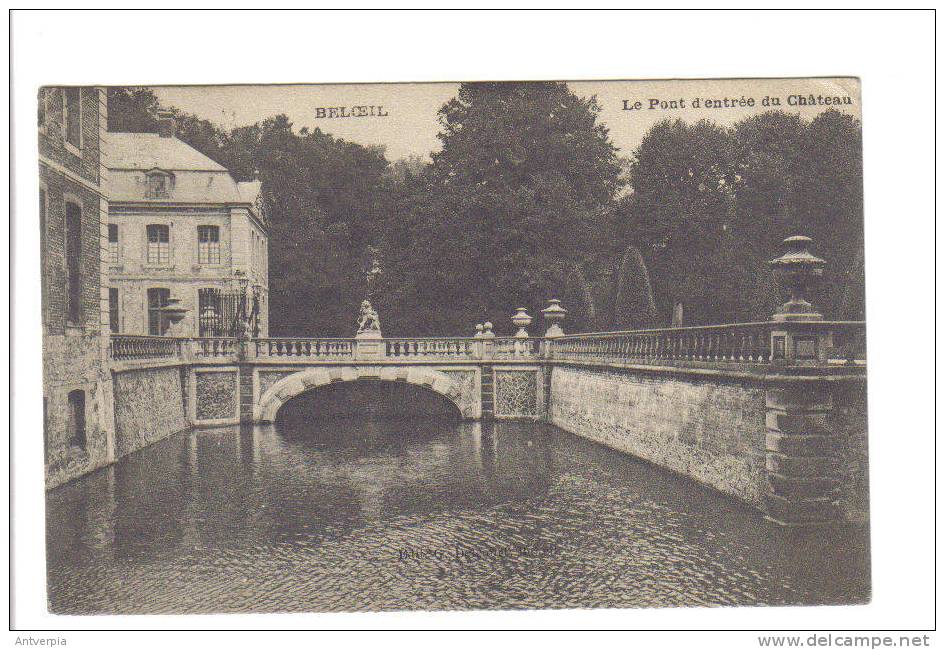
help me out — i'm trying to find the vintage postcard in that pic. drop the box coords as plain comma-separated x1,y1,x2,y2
39,78,868,614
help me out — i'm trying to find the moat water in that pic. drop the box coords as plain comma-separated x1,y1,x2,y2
46,389,870,613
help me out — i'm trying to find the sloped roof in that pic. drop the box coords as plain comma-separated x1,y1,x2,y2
106,169,247,204
237,180,262,204
104,132,228,171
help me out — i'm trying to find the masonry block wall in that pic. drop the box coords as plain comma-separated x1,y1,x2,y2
764,379,869,525
113,367,188,458
548,365,768,507
548,364,869,524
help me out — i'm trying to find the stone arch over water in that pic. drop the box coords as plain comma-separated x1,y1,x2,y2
256,366,477,422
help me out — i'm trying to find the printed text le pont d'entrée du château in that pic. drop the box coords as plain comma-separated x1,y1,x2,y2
623,94,854,111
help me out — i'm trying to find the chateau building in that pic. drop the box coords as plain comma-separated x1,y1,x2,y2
104,112,269,338
38,86,115,487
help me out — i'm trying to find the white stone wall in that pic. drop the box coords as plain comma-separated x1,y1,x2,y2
108,205,269,336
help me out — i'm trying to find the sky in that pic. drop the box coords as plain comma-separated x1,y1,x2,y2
151,78,861,162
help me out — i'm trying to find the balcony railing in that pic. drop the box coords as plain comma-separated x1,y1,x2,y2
386,338,477,359
110,335,182,361
255,338,354,359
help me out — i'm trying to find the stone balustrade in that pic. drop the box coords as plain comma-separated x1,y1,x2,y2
547,321,865,367
385,338,477,359
110,335,182,361
109,321,864,368
255,338,354,359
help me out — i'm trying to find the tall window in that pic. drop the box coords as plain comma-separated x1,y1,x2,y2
147,288,170,335
197,225,220,264
67,389,86,450
146,224,170,265
198,288,221,337
108,288,119,333
107,223,119,263
63,87,81,149
64,201,82,325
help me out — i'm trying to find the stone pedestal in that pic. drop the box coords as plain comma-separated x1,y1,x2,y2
764,383,839,525
355,331,385,359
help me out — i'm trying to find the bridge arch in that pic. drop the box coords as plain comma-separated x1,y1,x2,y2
256,366,476,422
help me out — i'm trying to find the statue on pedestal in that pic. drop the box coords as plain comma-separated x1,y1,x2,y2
356,300,382,338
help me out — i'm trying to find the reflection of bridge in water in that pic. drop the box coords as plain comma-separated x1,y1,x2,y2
104,237,868,527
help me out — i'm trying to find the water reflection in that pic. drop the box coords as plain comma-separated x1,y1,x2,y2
46,414,869,614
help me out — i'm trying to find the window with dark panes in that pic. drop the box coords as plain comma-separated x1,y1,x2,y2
65,201,82,325
197,225,220,264
198,287,221,337
67,389,86,449
147,287,170,335
108,223,119,263
64,87,81,148
146,224,170,265
108,287,119,333
147,174,168,198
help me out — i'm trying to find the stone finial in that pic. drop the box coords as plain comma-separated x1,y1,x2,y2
541,299,567,338
474,323,484,338
768,236,826,322
482,321,495,338
511,307,533,339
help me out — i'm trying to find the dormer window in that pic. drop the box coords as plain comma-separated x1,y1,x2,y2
145,169,173,198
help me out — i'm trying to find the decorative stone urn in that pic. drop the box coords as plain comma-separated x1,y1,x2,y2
511,307,533,339
541,299,567,338
768,235,826,322
481,322,495,339
474,323,484,338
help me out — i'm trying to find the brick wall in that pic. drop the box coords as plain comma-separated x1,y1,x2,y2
38,87,103,186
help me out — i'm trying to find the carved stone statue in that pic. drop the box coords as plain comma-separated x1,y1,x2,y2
356,300,382,338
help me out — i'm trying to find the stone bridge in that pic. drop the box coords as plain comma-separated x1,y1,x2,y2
108,317,867,528
103,237,869,527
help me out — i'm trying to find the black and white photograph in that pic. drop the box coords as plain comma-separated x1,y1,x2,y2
8,7,937,644
38,76,870,613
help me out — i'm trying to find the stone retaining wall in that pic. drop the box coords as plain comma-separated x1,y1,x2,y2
548,363,869,523
113,366,188,458
549,365,769,508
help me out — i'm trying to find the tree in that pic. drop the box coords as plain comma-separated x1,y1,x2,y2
618,109,864,326
620,119,741,325
376,82,624,335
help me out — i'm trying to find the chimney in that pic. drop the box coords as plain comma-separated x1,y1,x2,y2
156,110,176,138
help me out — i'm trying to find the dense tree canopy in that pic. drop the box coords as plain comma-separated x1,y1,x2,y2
107,86,864,337
375,82,624,335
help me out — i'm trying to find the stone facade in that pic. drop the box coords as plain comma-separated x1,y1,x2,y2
39,87,115,489
105,124,269,338
549,365,768,507
113,367,187,458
